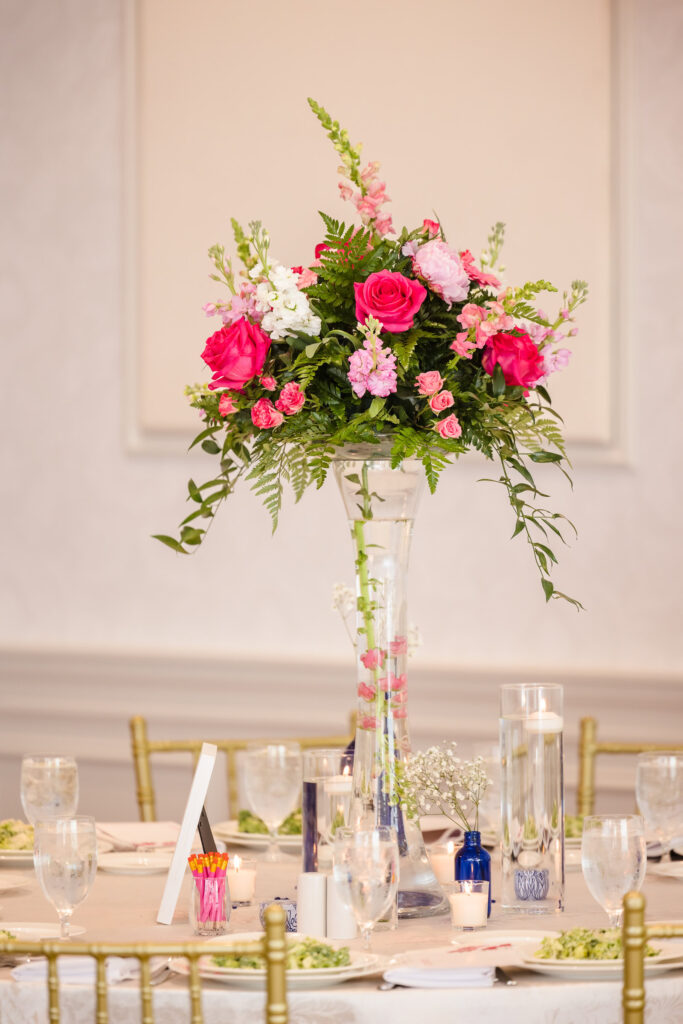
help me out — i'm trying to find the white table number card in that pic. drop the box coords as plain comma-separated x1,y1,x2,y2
156,742,217,924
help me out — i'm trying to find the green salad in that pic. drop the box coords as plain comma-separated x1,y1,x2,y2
534,928,660,961
0,930,16,940
212,937,351,971
237,809,302,836
565,815,584,839
0,819,33,851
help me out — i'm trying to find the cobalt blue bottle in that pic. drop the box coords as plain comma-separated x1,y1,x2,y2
454,831,492,917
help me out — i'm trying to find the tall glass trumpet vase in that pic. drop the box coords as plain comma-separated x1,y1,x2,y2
500,683,565,913
334,442,446,918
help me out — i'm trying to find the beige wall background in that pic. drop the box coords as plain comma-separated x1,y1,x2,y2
0,0,682,821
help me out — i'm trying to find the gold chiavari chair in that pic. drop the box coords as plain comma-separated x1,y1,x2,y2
622,890,683,1024
577,717,683,816
0,902,287,1024
130,714,356,822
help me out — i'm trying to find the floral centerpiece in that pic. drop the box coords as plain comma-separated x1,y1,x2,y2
403,745,491,835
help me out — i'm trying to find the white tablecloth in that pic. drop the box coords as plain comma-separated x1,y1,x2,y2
2,850,682,1023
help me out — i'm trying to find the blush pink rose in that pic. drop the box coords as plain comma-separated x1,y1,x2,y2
218,394,237,417
251,398,284,429
354,270,426,333
357,681,377,701
435,414,462,439
429,390,454,413
275,381,306,415
202,317,271,391
415,371,444,396
482,331,545,389
412,240,470,307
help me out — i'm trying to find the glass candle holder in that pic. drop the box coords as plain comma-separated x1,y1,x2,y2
302,748,353,872
428,841,456,884
443,880,489,931
226,856,256,905
500,683,565,913
189,876,229,936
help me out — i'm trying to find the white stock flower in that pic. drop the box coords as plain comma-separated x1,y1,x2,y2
253,259,321,340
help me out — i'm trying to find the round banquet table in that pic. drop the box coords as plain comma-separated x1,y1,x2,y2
1,846,682,1024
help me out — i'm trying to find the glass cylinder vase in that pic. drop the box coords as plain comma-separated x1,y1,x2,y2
334,442,446,918
499,683,565,913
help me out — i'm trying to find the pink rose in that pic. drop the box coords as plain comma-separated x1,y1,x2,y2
275,381,306,415
422,219,441,237
389,636,407,656
354,270,426,333
482,331,545,389
260,375,277,391
357,681,377,701
360,648,385,670
429,390,454,413
435,414,462,440
251,397,284,429
218,394,237,417
415,371,444,396
202,317,271,392
412,240,470,307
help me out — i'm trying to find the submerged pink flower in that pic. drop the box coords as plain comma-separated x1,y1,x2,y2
378,673,407,691
359,715,377,731
360,648,385,670
357,681,377,701
412,240,470,307
389,636,408,656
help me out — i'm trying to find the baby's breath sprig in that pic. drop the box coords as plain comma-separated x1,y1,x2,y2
403,743,491,833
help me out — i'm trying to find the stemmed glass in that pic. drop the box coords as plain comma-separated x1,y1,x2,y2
581,815,646,926
636,752,683,853
332,826,399,949
33,817,98,939
243,743,302,861
20,756,79,825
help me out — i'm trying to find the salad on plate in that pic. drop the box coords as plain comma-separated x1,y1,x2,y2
534,928,660,961
212,937,351,971
0,820,33,851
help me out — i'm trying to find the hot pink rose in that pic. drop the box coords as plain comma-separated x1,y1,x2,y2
415,371,444,396
482,331,545,389
251,398,284,430
354,270,426,333
357,681,377,701
275,381,305,415
202,317,271,392
218,394,237,417
435,414,462,439
429,390,454,413
412,240,470,307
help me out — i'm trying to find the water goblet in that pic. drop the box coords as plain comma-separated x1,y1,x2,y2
636,752,683,852
243,743,302,861
20,755,79,825
581,815,646,927
332,826,399,950
34,816,97,939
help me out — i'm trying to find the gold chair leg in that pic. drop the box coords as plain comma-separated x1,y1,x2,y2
577,715,597,816
189,957,204,1024
95,956,109,1024
265,904,288,1024
623,891,646,1024
130,715,157,821
47,953,60,1024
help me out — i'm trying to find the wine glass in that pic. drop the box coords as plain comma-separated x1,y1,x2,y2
332,826,399,949
581,815,646,926
636,752,683,853
34,817,97,939
243,743,302,861
20,756,79,825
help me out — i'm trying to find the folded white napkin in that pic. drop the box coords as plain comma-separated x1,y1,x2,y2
12,957,139,985
383,966,495,989
96,822,180,852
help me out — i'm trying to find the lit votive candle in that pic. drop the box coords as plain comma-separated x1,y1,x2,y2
428,841,456,884
227,855,256,904
447,880,489,931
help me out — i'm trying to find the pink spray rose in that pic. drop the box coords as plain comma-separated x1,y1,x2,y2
275,381,306,415
435,414,462,440
415,371,444,396
218,394,237,417
354,270,426,333
202,317,271,391
250,397,284,429
429,390,454,413
482,331,545,389
260,375,277,391
411,240,470,307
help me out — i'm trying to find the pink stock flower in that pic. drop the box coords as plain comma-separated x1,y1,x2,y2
457,303,486,330
297,267,318,288
218,394,237,417
389,636,408,656
459,249,501,289
260,375,277,391
338,182,354,201
482,331,545,389
374,215,394,237
357,681,377,701
275,381,306,415
435,414,462,440
360,648,385,670
422,219,441,237
429,390,454,413
202,317,271,391
250,397,284,429
348,336,397,398
359,715,377,731
354,270,426,333
412,240,470,307
202,302,218,317
415,371,444,396
543,347,571,376
450,334,476,358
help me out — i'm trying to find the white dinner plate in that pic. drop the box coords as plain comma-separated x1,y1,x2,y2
394,931,562,971
0,850,34,867
170,933,382,990
97,851,173,875
212,821,301,850
648,861,683,880
0,922,86,940
522,939,683,980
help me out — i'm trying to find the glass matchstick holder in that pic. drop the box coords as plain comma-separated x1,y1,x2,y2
189,875,230,936
500,683,565,914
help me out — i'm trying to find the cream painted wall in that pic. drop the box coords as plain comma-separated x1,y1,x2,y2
0,0,682,805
